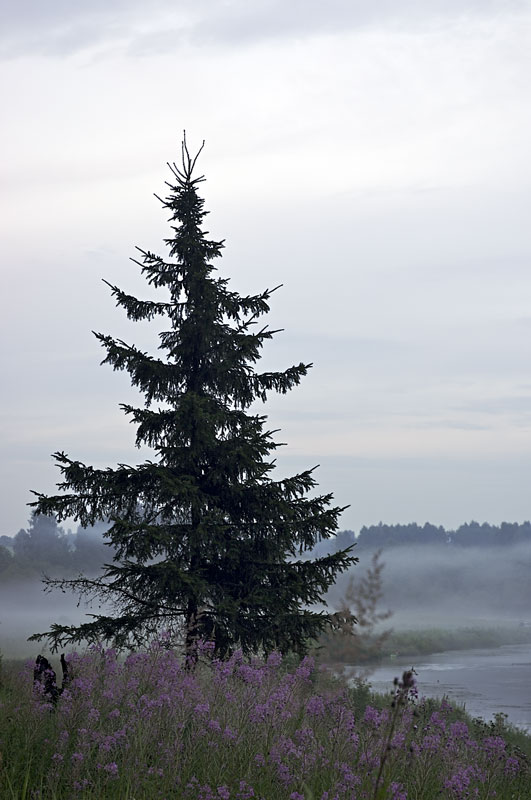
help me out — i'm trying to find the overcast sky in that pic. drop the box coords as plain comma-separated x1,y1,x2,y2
2,0,531,536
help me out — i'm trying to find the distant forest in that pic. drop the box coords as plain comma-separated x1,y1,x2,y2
1,516,531,579
0,515,110,579
329,520,531,553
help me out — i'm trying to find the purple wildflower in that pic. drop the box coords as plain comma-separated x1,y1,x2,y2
103,761,119,778
449,720,470,740
223,725,237,741
390,781,407,800
267,651,282,668
429,711,447,731
482,736,506,757
295,656,315,681
236,780,255,799
364,705,388,727
306,694,325,717
504,756,520,776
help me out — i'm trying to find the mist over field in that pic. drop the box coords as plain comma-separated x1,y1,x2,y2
327,542,531,629
0,580,100,659
1,520,530,659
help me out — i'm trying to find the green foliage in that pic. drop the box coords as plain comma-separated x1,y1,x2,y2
29,137,355,657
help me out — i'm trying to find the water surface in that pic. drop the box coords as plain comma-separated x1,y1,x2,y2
361,643,531,732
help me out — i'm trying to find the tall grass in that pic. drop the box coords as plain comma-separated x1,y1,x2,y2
0,642,530,799
378,626,531,661
316,625,531,666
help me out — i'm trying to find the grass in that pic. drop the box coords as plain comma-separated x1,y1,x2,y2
1,641,530,799
376,625,531,661
314,623,531,668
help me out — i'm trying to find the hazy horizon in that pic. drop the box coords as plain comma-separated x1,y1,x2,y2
2,539,530,660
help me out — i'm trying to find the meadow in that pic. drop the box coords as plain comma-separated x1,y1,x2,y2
378,626,531,661
1,641,530,799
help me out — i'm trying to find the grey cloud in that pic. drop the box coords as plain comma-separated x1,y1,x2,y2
455,395,531,422
408,418,490,431
188,0,527,47
1,0,528,58
0,0,174,58
263,332,411,366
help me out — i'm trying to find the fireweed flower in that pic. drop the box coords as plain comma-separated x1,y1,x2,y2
449,720,470,741
364,705,389,727
277,762,292,784
223,725,237,741
10,642,530,799
73,779,91,791
237,663,265,685
390,730,406,749
482,735,506,757
295,656,315,681
267,651,282,668
185,777,200,793
306,694,326,717
235,780,255,799
102,761,119,778
444,765,486,798
390,781,407,800
337,762,361,789
429,711,447,731
198,639,216,656
421,733,442,752
147,767,164,777
359,749,381,771
504,755,520,776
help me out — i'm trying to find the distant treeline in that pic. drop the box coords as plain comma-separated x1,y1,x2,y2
327,521,531,554
2,516,531,580
0,514,110,578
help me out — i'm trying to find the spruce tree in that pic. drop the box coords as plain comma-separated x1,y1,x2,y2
30,138,357,658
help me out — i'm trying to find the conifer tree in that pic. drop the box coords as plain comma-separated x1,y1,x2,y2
30,138,357,658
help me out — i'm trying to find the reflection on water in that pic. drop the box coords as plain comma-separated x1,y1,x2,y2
358,643,531,732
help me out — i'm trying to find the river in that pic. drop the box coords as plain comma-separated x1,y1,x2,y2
359,642,531,732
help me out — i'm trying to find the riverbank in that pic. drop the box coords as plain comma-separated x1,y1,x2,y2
376,624,531,661
364,641,531,735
